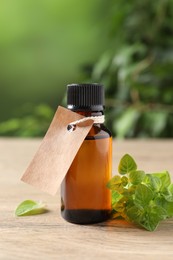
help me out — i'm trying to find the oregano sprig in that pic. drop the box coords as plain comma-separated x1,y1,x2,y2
107,154,173,231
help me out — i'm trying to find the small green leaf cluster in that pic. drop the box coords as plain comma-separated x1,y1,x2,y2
107,154,173,231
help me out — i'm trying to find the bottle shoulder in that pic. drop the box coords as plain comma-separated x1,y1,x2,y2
85,124,112,140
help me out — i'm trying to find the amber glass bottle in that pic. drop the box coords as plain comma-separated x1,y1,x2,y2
61,83,112,224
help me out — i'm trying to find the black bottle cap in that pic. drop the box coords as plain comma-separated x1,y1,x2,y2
67,83,105,111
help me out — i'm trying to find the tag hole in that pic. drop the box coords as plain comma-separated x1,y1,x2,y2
67,124,76,132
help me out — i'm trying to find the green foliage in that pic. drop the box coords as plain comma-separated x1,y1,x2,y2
82,0,173,138
15,200,47,216
118,154,137,174
107,154,173,231
0,0,108,123
0,104,54,137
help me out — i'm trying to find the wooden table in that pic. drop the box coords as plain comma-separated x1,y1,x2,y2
1,138,173,260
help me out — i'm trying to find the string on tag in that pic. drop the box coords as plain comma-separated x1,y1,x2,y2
67,115,105,132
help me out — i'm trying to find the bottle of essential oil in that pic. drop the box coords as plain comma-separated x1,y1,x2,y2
61,83,112,224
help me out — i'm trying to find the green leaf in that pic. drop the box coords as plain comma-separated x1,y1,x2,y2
140,205,167,231
112,190,122,205
126,205,144,223
135,184,154,206
162,184,173,202
165,201,173,217
113,199,126,213
152,171,171,191
129,170,145,185
140,215,160,232
127,204,165,231
145,174,162,192
118,154,137,175
107,175,124,193
156,196,173,217
121,176,128,186
142,112,168,137
107,175,121,189
151,205,167,221
168,183,173,194
92,51,112,80
163,184,173,202
123,185,136,197
113,108,140,138
15,200,47,216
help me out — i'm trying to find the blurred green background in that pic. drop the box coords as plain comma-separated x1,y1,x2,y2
0,0,173,138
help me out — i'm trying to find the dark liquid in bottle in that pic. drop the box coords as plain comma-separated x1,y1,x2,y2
61,126,112,224
61,209,110,224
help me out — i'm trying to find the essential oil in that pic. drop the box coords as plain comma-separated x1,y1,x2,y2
61,83,112,224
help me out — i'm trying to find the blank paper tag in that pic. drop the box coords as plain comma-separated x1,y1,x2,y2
21,106,93,195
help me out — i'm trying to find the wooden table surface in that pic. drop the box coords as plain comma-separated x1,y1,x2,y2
1,138,173,260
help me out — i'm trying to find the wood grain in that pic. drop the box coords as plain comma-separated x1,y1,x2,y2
1,138,173,260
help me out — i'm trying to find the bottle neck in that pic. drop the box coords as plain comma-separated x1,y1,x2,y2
68,109,104,117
